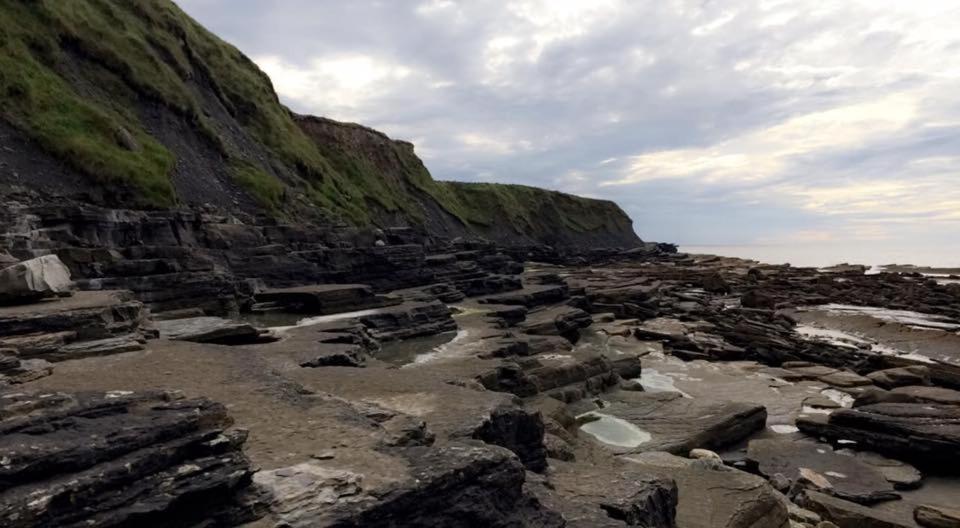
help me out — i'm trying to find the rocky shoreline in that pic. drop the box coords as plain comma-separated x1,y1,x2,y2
1,200,959,527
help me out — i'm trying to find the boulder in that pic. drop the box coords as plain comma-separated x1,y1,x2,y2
0,255,73,305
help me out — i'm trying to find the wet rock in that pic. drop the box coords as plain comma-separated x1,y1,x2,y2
915,504,960,528
747,439,899,504
867,366,931,389
0,255,73,305
0,390,258,527
799,490,914,528
796,403,960,470
589,391,766,455
156,316,271,345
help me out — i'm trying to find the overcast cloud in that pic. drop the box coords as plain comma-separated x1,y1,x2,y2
178,0,960,250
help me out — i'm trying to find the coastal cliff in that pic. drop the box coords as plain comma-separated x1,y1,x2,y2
0,0,640,248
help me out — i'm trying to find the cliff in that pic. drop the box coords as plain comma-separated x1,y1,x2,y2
0,0,641,248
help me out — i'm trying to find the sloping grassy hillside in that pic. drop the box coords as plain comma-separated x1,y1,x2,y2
0,0,640,246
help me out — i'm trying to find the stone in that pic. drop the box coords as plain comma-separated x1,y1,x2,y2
479,284,570,308
0,390,258,527
0,254,73,305
867,366,931,389
544,433,576,461
747,439,899,504
689,448,722,461
800,491,914,528
915,505,960,528
156,316,271,345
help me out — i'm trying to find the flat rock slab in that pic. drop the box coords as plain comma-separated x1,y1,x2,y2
836,449,923,490
583,391,766,454
800,490,915,528
797,403,960,470
623,452,790,528
747,439,899,504
156,316,269,345
255,283,398,314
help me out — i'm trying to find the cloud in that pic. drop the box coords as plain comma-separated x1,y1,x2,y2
177,0,960,253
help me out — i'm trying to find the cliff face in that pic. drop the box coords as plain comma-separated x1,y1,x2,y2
0,0,641,248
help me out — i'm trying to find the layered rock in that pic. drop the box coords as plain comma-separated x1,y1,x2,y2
0,390,258,527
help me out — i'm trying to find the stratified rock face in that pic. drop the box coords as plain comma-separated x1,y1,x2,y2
0,290,148,361
0,390,258,527
0,255,72,305
797,403,960,470
358,301,457,342
255,444,564,528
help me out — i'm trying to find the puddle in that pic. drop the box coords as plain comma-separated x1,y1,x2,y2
578,412,652,448
376,331,460,366
769,424,800,434
638,368,692,398
409,330,471,365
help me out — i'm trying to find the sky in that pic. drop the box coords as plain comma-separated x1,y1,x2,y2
177,0,960,258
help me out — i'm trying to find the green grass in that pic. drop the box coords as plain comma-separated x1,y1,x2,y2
231,162,285,211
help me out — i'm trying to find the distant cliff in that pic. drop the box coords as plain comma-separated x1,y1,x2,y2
0,0,641,248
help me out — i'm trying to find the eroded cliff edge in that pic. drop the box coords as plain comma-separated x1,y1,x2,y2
0,0,640,249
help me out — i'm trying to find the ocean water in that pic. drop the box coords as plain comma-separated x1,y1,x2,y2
680,244,959,269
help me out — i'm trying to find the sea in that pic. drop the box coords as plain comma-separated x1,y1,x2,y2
680,243,959,269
